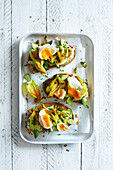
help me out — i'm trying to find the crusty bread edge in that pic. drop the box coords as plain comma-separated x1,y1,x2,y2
43,73,86,104
26,102,73,135
28,50,76,74
43,73,74,94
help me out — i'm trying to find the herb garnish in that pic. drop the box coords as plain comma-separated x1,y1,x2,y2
24,64,28,66
80,61,87,68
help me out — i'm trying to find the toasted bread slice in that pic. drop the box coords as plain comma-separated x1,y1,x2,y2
26,102,74,135
43,73,73,92
28,40,76,74
43,73,88,105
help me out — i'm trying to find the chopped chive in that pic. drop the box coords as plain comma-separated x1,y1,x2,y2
80,61,87,68
44,36,47,42
74,67,78,74
24,64,28,66
86,105,89,108
48,130,51,134
83,81,88,86
59,69,64,72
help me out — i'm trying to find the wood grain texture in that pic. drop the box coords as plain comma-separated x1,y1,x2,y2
0,0,12,169
79,0,113,170
98,25,113,170
79,0,100,170
11,0,47,170
47,0,80,33
47,0,81,170
1,0,113,169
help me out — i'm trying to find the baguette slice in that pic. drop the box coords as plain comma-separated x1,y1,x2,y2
28,40,76,74
26,102,74,135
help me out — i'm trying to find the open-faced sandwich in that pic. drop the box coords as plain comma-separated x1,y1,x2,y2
28,37,76,74
26,103,74,138
43,74,88,106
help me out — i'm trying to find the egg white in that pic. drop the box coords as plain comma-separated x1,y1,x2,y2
57,122,69,131
54,89,66,99
68,76,82,93
38,44,57,60
39,109,53,130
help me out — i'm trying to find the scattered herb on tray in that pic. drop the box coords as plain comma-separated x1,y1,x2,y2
80,61,87,68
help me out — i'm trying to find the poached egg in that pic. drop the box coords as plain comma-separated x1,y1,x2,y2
54,89,66,99
38,44,57,60
57,123,69,131
39,109,52,129
68,76,87,100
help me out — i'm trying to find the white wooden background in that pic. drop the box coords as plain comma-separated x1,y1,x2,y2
0,0,113,169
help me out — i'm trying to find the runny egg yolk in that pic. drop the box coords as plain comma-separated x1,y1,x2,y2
41,47,52,60
59,123,68,131
67,76,87,100
68,86,87,100
41,114,51,128
54,89,66,99
58,89,64,98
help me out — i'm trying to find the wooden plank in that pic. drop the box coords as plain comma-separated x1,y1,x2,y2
0,0,12,169
47,1,81,170
11,0,47,170
47,0,80,33
78,0,100,169
98,25,113,170
80,0,113,170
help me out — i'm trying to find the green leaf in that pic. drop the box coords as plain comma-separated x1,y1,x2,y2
34,129,39,138
74,67,78,74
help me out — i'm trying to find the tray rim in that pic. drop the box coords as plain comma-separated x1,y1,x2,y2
19,32,94,144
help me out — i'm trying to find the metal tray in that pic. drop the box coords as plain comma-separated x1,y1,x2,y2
19,33,94,144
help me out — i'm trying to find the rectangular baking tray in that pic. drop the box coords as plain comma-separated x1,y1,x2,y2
19,33,94,144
